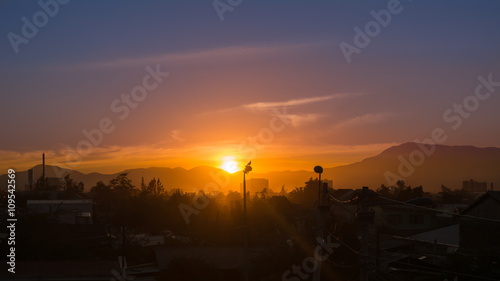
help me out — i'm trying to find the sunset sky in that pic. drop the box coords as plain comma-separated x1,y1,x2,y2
1,0,500,174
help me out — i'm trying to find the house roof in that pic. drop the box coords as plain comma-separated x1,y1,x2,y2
461,191,500,215
375,203,436,213
331,189,356,201
406,224,459,247
405,197,434,206
489,191,500,202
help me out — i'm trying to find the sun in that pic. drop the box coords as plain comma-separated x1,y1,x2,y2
220,156,240,173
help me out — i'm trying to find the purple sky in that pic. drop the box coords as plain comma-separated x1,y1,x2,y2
1,0,500,173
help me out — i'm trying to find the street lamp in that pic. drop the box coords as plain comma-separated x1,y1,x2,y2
243,161,252,281
313,165,324,281
243,161,252,227
314,165,323,208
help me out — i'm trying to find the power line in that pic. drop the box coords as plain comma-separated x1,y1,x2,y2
376,195,500,224
383,257,500,281
325,189,500,281
347,244,500,281
324,229,359,255
329,190,500,224
340,235,500,281
328,192,360,204
329,199,358,217
326,203,500,281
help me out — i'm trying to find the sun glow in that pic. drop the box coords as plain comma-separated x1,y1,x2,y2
220,156,240,173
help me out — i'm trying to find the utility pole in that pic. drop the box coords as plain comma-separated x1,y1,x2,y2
316,182,332,281
313,166,325,281
359,186,371,281
314,166,323,206
243,161,252,281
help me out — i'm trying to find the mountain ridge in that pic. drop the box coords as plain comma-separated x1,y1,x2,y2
2,142,499,193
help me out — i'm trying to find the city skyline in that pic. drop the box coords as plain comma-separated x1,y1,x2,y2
2,2,500,280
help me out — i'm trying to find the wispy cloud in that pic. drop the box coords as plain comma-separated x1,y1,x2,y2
242,93,353,111
335,113,392,128
285,114,323,127
170,129,185,142
55,43,321,70
204,93,360,116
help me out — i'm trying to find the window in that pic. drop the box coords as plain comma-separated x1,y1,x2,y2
388,214,402,225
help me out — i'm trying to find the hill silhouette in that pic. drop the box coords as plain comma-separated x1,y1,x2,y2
2,143,499,193
325,142,500,191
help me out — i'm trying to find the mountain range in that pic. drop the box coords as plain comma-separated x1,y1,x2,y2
2,142,499,193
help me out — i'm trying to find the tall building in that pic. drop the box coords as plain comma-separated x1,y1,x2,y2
322,179,333,189
462,179,487,193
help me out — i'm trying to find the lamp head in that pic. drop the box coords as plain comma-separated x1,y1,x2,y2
314,165,323,174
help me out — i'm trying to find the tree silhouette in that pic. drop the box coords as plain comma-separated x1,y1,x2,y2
156,178,165,195
109,173,136,197
376,184,392,198
140,177,146,191
379,180,426,201
287,177,320,209
279,185,287,196
140,177,166,197
89,181,114,221
62,174,84,194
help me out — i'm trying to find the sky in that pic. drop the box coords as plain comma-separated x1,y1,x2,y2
1,0,500,174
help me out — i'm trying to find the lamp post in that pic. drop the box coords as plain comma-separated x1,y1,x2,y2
243,161,252,281
313,165,323,281
314,165,323,207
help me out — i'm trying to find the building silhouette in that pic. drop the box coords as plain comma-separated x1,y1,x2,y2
462,179,488,193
